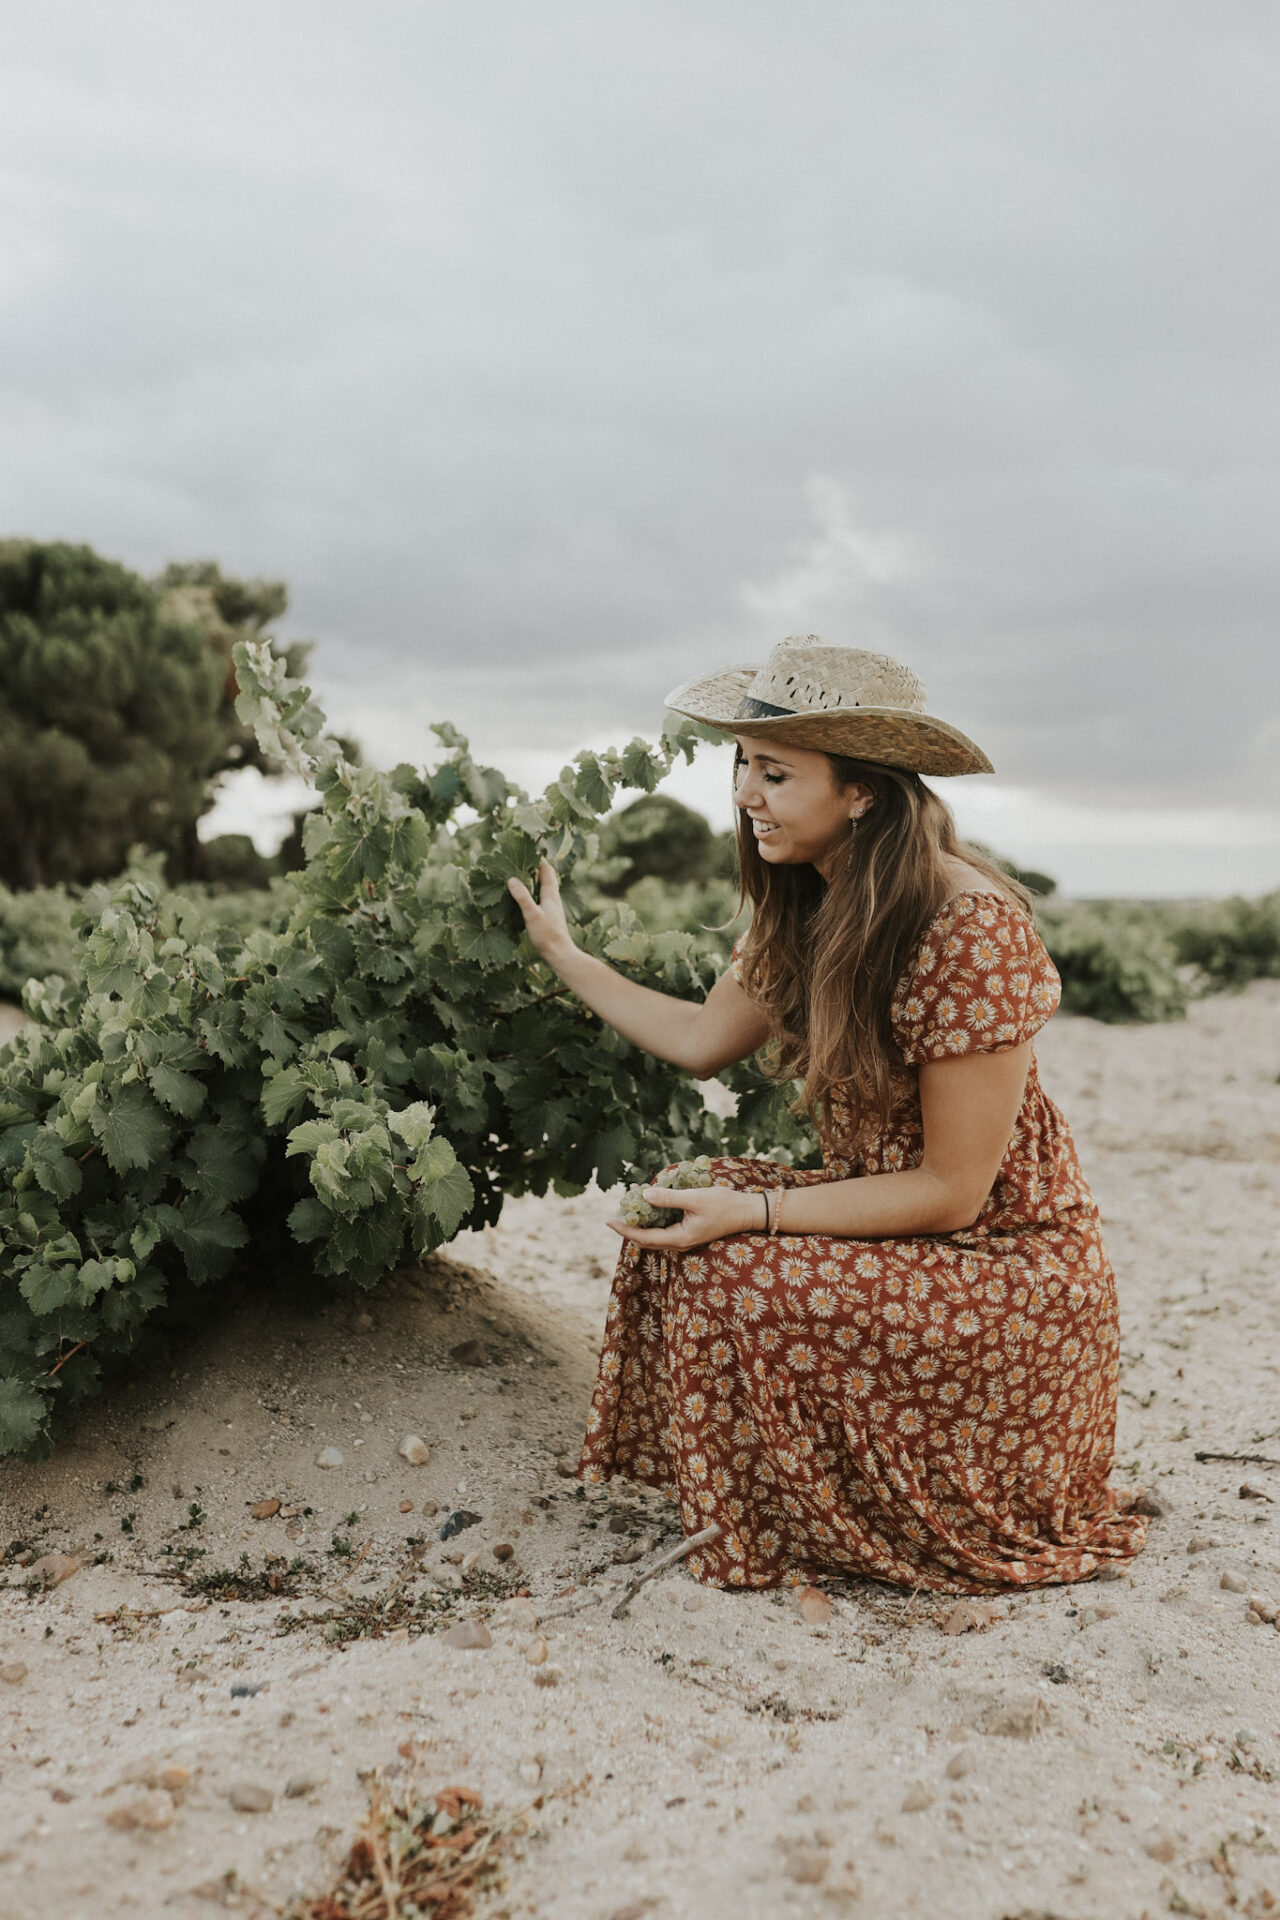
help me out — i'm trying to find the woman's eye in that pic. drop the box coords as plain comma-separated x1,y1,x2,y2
763,773,784,786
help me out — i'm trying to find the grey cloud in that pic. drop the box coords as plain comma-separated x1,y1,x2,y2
0,0,1276,818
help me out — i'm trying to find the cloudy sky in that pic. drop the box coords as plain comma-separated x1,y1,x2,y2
2,1,1278,893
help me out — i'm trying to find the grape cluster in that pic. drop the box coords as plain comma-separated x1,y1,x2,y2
618,1155,716,1229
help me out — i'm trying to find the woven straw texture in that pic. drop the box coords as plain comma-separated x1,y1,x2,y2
665,638,993,777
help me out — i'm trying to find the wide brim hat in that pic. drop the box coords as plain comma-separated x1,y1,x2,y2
665,635,993,777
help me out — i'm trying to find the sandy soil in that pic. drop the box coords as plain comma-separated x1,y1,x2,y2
2,984,1279,1920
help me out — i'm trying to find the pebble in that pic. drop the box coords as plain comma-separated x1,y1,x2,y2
683,1593,705,1612
784,1846,829,1885
284,1774,320,1798
1,1662,28,1686
228,1782,273,1813
249,1498,280,1519
106,1789,175,1831
449,1339,487,1367
1186,1535,1220,1553
440,1509,482,1541
28,1552,80,1587
399,1435,430,1467
461,1550,483,1574
1221,1570,1249,1593
518,1755,544,1787
421,1501,439,1518
1133,1491,1167,1518
442,1619,492,1650
532,1666,561,1688
1247,1593,1277,1622
503,1600,539,1631
1240,1481,1273,1503
524,1637,550,1666
1094,1564,1127,1583
901,1783,933,1812
229,1682,264,1697
315,1447,344,1469
353,1311,374,1330
1143,1831,1178,1863
493,1542,515,1562
400,1500,414,1514
938,1599,1003,1635
795,1586,832,1627
1235,1728,1259,1749
985,1697,1050,1739
944,1747,976,1779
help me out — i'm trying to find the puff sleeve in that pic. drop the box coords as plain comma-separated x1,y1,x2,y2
893,893,1060,1065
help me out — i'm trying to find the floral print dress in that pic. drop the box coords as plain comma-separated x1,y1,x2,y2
579,891,1147,1593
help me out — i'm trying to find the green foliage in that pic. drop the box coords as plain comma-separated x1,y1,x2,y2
1037,900,1189,1024
0,643,789,1454
0,543,300,889
596,793,735,894
0,883,80,997
1170,892,1280,990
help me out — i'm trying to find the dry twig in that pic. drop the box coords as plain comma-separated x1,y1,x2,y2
611,1522,721,1619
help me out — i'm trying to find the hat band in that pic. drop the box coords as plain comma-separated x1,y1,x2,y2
735,696,794,720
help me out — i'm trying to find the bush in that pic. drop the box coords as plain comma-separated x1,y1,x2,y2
1038,900,1189,1024
1171,892,1280,990
0,883,80,998
0,644,792,1455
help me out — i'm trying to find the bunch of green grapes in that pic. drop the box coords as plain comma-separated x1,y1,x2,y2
618,1155,716,1229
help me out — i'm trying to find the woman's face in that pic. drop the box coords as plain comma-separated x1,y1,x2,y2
733,737,872,879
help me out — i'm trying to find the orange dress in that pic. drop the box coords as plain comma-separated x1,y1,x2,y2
579,891,1147,1593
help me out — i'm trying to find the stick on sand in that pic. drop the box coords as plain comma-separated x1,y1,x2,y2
611,1523,721,1620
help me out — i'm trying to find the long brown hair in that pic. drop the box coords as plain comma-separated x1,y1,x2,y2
732,748,1030,1125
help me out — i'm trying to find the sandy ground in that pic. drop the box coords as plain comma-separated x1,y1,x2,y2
1,984,1279,1920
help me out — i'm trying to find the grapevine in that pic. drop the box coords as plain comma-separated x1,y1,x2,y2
0,641,813,1456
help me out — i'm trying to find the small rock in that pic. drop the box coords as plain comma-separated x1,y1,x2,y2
460,1550,483,1575
1221,1570,1249,1593
1239,1481,1273,1502
228,1782,273,1813
229,1682,264,1698
448,1339,487,1367
608,1514,630,1535
353,1311,374,1331
315,1447,344,1470
492,1542,515,1562
795,1585,831,1627
107,1789,175,1831
614,1543,647,1564
1247,1609,1266,1625
901,1783,933,1812
532,1666,562,1687
985,1696,1050,1739
1142,1830,1178,1863
608,1907,648,1920
518,1755,544,1787
683,1592,705,1612
399,1500,414,1514
442,1619,492,1651
503,1599,538,1630
1132,1491,1167,1518
938,1599,1004,1635
1247,1593,1277,1622
284,1774,319,1798
945,1748,975,1779
784,1846,828,1885
399,1435,430,1467
1094,1564,1126,1582
524,1636,550,1666
1186,1535,1219,1553
1042,1663,1071,1685
555,1459,578,1478
420,1501,439,1518
28,1552,80,1587
157,1766,190,1794
1,1662,28,1686
1235,1727,1259,1749
249,1498,280,1520
440,1509,482,1541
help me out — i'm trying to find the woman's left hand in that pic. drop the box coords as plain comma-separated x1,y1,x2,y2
608,1184,766,1250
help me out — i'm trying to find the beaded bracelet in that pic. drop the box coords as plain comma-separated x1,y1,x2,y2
770,1186,785,1235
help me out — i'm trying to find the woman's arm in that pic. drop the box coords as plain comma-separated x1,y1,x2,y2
613,1042,1032,1246
508,859,770,1076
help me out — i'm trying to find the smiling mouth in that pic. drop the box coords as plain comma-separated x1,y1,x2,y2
752,821,779,837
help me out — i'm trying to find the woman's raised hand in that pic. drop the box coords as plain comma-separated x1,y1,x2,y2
507,858,575,965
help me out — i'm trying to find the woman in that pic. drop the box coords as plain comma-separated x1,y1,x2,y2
508,636,1147,1593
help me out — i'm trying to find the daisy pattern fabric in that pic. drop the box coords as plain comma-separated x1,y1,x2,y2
579,892,1148,1593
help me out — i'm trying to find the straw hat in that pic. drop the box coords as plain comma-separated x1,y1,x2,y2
664,635,993,776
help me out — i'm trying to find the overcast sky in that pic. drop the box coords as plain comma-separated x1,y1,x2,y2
2,1,1278,893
